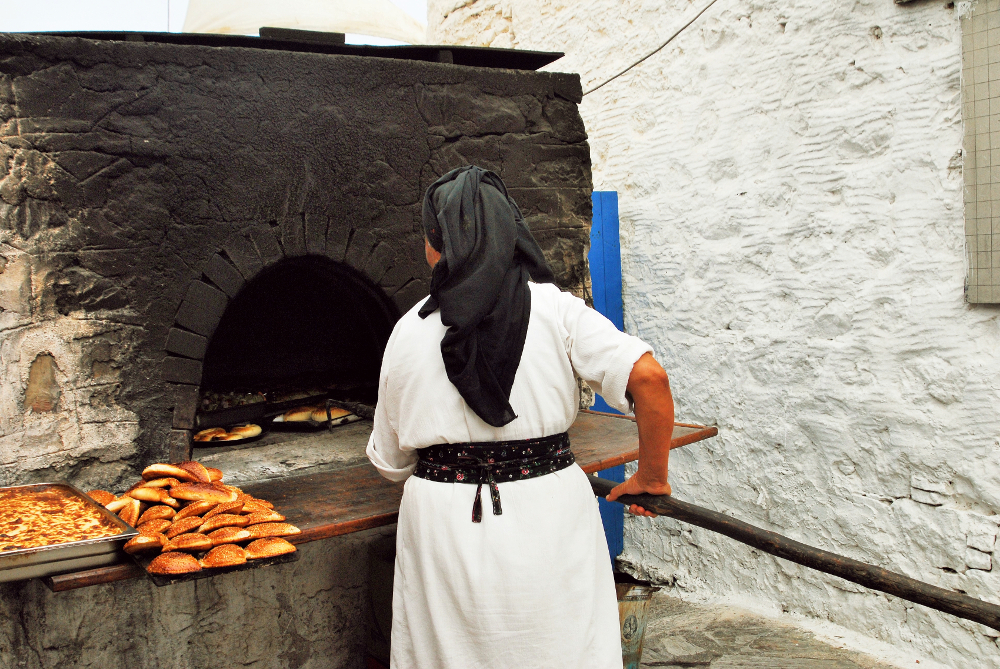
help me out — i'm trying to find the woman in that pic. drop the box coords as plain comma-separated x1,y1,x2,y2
366,166,674,669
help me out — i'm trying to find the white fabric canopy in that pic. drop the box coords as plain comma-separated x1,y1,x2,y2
183,0,426,44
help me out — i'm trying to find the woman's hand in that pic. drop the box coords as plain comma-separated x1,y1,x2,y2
606,472,671,517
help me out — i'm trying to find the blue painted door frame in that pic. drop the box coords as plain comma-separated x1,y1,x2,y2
589,191,626,562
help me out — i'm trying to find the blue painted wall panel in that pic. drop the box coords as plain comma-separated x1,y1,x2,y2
590,191,626,562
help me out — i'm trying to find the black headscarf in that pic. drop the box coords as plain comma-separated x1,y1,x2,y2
419,166,555,427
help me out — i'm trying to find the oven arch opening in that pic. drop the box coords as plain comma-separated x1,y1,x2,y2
200,255,400,404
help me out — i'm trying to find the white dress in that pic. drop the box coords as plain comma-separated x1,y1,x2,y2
367,281,653,669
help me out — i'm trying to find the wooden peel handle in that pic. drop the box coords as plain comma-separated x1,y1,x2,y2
590,475,1000,632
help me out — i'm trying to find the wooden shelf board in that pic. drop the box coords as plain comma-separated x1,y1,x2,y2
44,411,716,592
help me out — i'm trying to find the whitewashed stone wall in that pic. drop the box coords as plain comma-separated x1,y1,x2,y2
430,1,1000,666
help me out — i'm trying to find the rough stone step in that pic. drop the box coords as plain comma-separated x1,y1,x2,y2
638,593,900,669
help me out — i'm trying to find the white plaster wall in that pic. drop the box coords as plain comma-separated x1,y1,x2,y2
429,1,1000,666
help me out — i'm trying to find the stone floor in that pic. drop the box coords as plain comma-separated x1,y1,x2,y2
638,593,902,669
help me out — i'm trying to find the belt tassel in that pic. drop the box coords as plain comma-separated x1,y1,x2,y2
472,475,502,523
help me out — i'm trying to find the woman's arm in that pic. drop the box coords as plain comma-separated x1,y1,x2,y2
605,352,674,517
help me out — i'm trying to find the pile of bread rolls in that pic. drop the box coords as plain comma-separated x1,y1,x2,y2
87,460,299,576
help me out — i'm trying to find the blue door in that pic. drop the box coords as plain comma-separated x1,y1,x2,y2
588,191,626,562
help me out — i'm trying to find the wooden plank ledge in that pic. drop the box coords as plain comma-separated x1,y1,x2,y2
44,411,716,592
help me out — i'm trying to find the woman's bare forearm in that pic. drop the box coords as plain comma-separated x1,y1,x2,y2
626,352,673,493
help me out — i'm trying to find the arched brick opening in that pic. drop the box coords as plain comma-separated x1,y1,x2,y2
162,221,427,443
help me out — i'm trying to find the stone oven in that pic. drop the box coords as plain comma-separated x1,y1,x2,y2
0,31,594,492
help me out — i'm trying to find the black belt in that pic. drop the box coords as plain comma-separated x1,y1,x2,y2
413,432,575,523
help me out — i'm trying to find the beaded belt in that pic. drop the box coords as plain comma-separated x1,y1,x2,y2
413,432,575,523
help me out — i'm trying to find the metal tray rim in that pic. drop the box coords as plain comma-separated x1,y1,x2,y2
0,481,138,564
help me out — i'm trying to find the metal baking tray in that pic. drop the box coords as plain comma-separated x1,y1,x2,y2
0,482,138,583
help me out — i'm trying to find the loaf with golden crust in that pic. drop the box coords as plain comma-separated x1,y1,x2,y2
137,505,176,524
142,463,199,482
200,544,247,568
245,522,301,539
138,518,172,535
282,405,317,422
162,533,213,553
229,424,262,438
149,551,202,574
176,461,212,483
206,467,224,482
206,527,251,545
124,533,167,554
137,477,181,489
244,510,286,525
165,516,204,539
117,498,143,527
310,406,351,423
193,427,227,442
204,499,243,519
199,514,250,533
173,501,216,521
170,483,238,504
104,497,130,513
245,538,296,559
86,490,116,507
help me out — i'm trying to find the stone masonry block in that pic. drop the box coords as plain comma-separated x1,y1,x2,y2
174,280,228,337
968,516,998,553
164,327,208,360
161,356,203,385
168,429,192,462
326,219,350,262
249,224,283,267
169,383,200,429
203,254,245,298
223,235,264,280
345,230,377,272
305,212,327,255
280,213,307,257
966,547,992,571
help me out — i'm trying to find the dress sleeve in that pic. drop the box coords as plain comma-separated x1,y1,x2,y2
366,327,419,482
556,288,653,414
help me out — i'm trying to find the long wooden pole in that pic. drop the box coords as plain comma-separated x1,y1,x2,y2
589,475,1000,632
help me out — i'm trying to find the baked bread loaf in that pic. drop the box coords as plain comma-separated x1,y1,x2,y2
128,487,180,508
282,406,317,422
204,499,243,519
137,477,181,489
137,505,176,524
173,501,216,521
206,467,224,482
310,406,351,422
124,533,167,554
149,551,202,575
117,498,143,527
245,538,296,559
177,461,212,484
240,498,275,513
86,490,116,506
206,527,251,546
246,522,301,539
229,424,262,438
104,497,130,513
200,544,247,568
244,510,286,525
193,427,227,442
163,533,213,553
199,514,250,533
142,463,199,482
170,483,238,504
138,519,172,535
165,516,204,539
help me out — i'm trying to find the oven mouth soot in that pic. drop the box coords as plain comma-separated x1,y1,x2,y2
198,256,399,422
